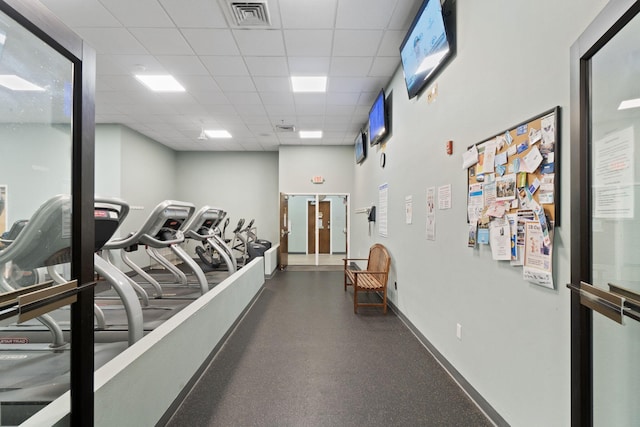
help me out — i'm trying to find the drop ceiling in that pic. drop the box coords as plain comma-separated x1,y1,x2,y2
38,0,422,151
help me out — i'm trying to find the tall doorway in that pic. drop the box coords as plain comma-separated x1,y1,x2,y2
570,1,640,425
280,193,349,267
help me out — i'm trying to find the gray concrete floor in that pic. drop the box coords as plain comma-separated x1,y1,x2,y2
165,270,493,427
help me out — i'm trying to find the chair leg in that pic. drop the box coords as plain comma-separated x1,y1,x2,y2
382,287,387,314
353,285,358,314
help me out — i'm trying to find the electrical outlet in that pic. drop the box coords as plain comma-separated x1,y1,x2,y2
394,281,397,290
456,323,462,340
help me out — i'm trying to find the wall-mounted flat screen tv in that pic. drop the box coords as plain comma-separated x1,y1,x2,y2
399,0,455,99
368,89,388,146
354,130,366,164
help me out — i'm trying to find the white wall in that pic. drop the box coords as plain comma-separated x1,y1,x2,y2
95,125,122,199
0,124,72,224
349,1,608,426
279,146,354,195
175,151,279,244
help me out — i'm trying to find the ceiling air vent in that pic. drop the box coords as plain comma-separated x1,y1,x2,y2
225,1,271,27
275,124,295,133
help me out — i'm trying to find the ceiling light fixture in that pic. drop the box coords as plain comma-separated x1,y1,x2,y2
0,74,45,91
299,130,322,139
134,74,185,92
204,129,232,139
618,98,640,110
291,76,327,93
198,128,208,140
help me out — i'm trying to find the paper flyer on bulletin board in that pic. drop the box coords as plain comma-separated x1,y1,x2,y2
378,183,388,238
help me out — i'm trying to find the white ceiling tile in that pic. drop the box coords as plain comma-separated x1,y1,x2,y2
378,30,406,56
191,91,230,105
284,30,333,56
244,57,290,76
330,57,373,77
238,114,271,124
259,92,294,105
182,29,240,55
358,92,379,106
253,77,291,92
265,105,296,118
328,77,374,93
336,0,398,29
295,104,326,115
74,28,148,54
296,115,324,126
159,0,228,28
287,57,331,75
182,76,222,92
326,105,356,116
233,30,285,56
388,0,423,30
97,54,165,75
201,56,249,76
370,57,400,77
226,92,263,105
156,56,210,75
101,0,173,27
129,28,194,55
40,0,120,27
324,121,360,132
99,75,145,92
279,0,337,29
333,30,384,57
215,76,256,91
324,114,353,124
293,93,326,105
326,92,361,105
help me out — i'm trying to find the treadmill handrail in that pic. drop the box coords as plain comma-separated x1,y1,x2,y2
182,205,226,240
95,197,130,226
103,200,195,250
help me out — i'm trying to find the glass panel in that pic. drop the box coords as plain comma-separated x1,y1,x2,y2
590,10,640,427
0,8,74,425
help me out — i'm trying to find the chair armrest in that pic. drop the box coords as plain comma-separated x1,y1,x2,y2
343,258,368,261
351,270,387,274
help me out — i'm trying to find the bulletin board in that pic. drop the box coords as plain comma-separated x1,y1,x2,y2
464,107,560,289
467,106,560,226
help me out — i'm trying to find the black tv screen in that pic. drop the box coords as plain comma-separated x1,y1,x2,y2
368,89,388,146
399,0,455,99
354,131,366,164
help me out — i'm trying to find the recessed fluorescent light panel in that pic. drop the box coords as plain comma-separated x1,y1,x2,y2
204,130,232,139
618,98,640,110
299,130,322,139
0,75,45,91
291,76,327,93
135,75,185,92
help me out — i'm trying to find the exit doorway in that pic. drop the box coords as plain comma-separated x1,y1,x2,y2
279,193,349,267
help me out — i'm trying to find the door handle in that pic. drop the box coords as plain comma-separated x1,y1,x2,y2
567,282,640,324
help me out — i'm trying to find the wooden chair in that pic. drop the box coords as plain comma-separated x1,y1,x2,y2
343,244,391,314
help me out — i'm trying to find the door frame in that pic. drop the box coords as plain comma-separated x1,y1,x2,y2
280,192,350,265
569,1,640,425
0,0,97,423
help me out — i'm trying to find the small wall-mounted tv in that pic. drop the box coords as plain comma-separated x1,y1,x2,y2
354,130,366,164
399,0,456,99
368,89,388,146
